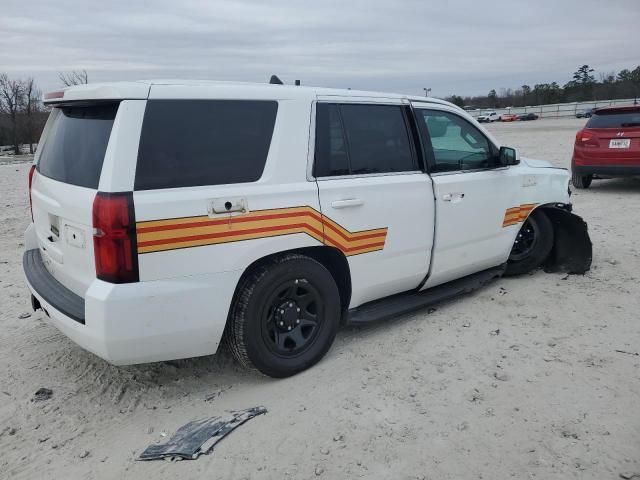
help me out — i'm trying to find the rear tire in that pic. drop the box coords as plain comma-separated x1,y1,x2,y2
225,254,341,378
505,210,554,276
571,170,592,189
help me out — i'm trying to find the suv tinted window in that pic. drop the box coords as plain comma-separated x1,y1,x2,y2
135,100,278,190
314,104,349,177
314,103,415,176
417,110,495,172
37,103,118,189
586,111,640,128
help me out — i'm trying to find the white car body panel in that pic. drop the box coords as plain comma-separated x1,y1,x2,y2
317,173,434,306
30,173,97,297
25,80,574,366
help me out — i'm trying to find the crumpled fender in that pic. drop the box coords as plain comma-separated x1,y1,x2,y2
540,206,592,274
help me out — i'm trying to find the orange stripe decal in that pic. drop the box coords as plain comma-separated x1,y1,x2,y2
502,203,538,227
136,206,388,256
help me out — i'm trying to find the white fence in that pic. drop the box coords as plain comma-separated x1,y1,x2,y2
468,98,638,119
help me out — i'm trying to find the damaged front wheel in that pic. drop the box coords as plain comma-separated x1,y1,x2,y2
505,210,553,276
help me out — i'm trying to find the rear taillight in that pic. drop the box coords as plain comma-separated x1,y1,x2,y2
28,165,36,221
575,130,599,148
92,192,139,283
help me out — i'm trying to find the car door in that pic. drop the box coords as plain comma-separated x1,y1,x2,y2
413,105,520,289
313,100,434,307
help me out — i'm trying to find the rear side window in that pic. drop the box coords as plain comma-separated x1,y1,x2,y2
314,103,415,177
37,104,118,189
135,100,277,190
314,104,349,177
587,111,640,128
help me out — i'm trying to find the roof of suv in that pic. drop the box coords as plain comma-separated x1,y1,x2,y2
593,105,640,115
44,79,454,108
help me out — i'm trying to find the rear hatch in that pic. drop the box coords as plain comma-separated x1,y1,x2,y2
31,103,119,296
583,108,640,164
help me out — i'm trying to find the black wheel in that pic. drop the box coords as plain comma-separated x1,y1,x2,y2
571,170,592,189
505,210,554,276
225,254,341,378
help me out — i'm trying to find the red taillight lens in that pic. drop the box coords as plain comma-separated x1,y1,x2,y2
575,130,599,147
92,192,139,283
28,165,36,221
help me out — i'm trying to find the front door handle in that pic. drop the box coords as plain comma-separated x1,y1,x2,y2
442,192,465,203
331,198,364,209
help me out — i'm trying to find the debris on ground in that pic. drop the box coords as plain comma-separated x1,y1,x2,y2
615,349,639,357
619,473,640,479
137,406,267,461
32,388,53,402
18,312,31,319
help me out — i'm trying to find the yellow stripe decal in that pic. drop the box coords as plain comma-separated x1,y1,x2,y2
136,206,388,256
502,203,538,227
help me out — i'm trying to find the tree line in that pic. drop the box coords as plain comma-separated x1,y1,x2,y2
446,65,640,109
0,70,88,154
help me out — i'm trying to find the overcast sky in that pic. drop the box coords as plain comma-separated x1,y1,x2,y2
1,0,639,97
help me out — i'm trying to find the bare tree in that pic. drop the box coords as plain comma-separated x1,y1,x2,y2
0,74,24,154
22,78,43,154
58,69,88,87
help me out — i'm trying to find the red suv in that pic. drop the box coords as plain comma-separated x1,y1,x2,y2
571,105,640,188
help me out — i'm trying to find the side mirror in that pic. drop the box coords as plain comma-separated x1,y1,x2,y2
499,146,520,166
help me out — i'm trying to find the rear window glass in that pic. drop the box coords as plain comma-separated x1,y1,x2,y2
135,100,278,190
37,104,118,189
587,111,640,128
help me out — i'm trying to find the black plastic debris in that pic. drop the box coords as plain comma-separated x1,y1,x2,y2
32,388,53,402
138,406,267,461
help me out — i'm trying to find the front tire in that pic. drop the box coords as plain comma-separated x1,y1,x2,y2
225,254,341,378
505,210,554,276
571,170,592,189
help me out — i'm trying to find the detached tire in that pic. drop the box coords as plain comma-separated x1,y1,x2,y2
505,210,554,276
225,254,341,378
571,170,592,189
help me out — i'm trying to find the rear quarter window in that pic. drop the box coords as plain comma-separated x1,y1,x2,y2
135,100,278,190
587,111,640,128
37,104,118,189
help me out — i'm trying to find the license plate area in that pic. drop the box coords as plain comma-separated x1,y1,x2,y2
609,139,630,149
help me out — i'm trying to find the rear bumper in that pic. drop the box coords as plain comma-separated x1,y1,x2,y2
572,164,640,177
23,249,85,323
23,245,242,365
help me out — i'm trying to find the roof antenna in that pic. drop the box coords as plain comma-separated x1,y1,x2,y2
269,75,284,85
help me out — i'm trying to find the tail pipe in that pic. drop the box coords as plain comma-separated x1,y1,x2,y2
542,206,592,274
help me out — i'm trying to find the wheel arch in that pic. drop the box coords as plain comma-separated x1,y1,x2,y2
523,203,592,274
229,245,352,319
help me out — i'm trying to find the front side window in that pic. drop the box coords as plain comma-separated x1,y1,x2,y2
314,103,415,177
417,110,496,172
135,100,277,190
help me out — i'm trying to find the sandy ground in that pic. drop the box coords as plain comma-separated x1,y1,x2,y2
1,118,639,480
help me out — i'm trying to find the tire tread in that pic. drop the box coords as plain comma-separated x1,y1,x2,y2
224,253,336,376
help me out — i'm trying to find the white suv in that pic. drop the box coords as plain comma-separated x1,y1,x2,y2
477,111,500,123
23,80,591,377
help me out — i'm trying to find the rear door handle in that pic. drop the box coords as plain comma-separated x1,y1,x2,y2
442,192,465,203
331,198,364,209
